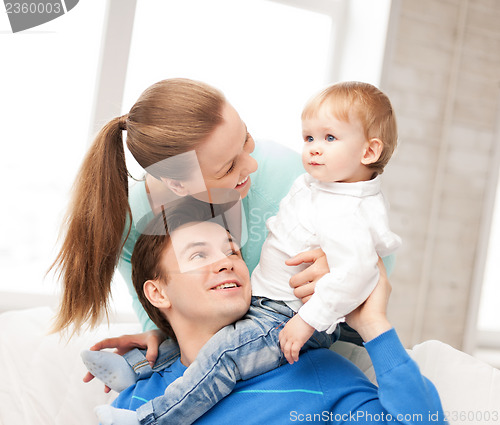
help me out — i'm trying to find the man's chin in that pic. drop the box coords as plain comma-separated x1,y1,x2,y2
221,305,251,326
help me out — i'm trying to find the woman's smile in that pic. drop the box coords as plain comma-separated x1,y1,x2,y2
235,176,249,189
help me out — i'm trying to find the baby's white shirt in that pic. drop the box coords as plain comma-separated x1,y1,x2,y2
251,173,401,333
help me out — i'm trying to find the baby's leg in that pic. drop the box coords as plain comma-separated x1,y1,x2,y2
135,299,290,425
123,338,180,379
82,338,180,392
95,405,139,425
338,322,364,346
81,350,137,392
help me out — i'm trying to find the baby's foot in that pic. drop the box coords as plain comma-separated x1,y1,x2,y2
95,405,140,425
81,350,137,392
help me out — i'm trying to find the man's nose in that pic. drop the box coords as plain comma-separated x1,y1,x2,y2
212,255,233,272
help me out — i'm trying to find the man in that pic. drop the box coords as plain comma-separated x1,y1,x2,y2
95,200,447,425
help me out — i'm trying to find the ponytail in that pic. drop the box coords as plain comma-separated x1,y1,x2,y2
51,116,131,334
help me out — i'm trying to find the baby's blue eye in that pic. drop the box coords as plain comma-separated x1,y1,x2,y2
326,134,336,142
305,136,314,143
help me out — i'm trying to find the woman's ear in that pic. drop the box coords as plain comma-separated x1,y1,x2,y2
162,178,189,197
143,279,171,309
361,138,383,166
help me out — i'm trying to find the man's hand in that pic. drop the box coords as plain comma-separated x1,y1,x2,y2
287,248,329,303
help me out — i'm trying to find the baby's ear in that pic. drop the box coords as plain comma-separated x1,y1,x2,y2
144,279,171,309
361,138,383,165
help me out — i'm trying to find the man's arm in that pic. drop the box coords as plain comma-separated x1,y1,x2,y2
332,259,448,424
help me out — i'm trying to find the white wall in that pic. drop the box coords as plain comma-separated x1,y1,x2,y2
380,0,500,351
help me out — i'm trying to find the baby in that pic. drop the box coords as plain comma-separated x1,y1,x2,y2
85,81,401,425
253,81,402,362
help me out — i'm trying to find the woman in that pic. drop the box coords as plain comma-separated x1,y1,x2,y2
51,78,332,360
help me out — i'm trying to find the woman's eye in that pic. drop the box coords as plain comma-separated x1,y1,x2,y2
305,136,314,143
225,162,236,176
326,134,337,142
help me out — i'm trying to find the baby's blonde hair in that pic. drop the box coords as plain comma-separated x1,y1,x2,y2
302,81,398,175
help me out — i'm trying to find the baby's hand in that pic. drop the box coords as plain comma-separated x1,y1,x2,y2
279,315,315,364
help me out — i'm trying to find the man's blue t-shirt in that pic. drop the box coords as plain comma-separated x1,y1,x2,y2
113,330,446,424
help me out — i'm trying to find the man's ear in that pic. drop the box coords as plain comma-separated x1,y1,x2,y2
162,178,189,197
143,279,171,309
361,138,383,166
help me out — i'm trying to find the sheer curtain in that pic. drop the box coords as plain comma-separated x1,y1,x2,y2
0,0,106,310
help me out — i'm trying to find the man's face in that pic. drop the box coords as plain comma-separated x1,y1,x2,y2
160,221,252,334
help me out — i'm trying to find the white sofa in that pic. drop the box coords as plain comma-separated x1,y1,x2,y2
1,307,499,425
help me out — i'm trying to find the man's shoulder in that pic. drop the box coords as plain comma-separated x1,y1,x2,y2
247,141,303,214
253,139,300,160
112,360,184,410
296,347,366,377
238,348,366,391
196,349,371,424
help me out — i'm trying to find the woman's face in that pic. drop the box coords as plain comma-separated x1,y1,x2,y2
195,102,258,199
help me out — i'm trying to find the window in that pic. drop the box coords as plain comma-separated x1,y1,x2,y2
123,0,334,159
0,0,106,310
477,181,500,333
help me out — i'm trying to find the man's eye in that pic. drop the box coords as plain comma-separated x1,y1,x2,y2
226,249,240,257
190,252,207,261
305,136,314,143
326,134,337,142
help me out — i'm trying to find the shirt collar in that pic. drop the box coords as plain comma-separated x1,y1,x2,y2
306,174,381,197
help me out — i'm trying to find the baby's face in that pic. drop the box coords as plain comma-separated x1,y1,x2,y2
301,111,370,183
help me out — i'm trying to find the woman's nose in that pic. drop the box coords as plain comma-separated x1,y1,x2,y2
242,152,258,174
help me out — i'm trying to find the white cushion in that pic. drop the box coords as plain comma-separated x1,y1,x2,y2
2,308,500,425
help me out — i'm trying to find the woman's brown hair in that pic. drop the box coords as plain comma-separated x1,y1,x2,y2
50,79,225,334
